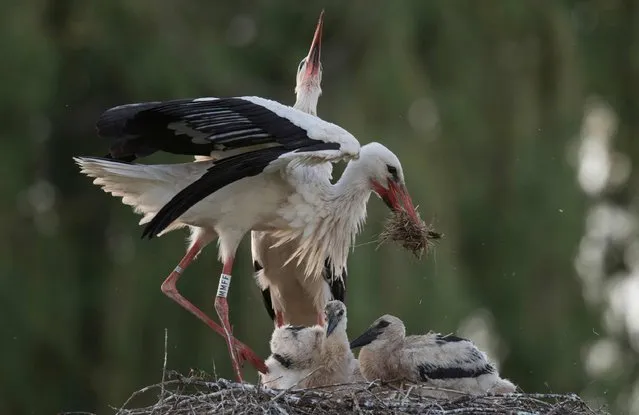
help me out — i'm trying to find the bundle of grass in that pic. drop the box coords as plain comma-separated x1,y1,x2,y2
378,208,442,259
99,373,607,415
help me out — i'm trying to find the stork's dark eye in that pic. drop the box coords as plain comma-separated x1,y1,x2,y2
386,165,398,180
338,310,344,317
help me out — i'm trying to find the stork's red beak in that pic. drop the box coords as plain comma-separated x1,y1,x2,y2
304,10,323,79
372,179,419,223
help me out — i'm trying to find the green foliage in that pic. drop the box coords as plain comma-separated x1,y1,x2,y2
0,1,636,414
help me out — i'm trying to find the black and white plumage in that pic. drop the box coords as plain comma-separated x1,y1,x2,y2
75,94,365,381
75,99,418,382
350,315,517,398
94,96,358,240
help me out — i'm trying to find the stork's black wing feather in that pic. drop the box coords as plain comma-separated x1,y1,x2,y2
323,258,346,303
142,147,286,238
97,98,322,161
142,142,338,238
260,288,276,322
254,260,276,322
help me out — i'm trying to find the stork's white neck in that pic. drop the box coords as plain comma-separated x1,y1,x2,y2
294,85,321,116
277,159,373,281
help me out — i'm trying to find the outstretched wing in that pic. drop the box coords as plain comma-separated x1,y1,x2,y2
97,96,358,162
130,97,359,238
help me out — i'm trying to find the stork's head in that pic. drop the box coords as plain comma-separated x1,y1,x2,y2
324,300,347,337
357,142,419,224
350,314,406,350
294,10,324,115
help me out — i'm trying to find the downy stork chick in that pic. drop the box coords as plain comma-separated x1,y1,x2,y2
302,300,359,388
350,315,517,398
261,324,324,390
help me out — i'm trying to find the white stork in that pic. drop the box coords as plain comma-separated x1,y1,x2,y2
251,10,347,328
74,46,420,385
349,315,517,397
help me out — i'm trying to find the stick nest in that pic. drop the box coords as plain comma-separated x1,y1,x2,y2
98,372,607,415
378,209,442,259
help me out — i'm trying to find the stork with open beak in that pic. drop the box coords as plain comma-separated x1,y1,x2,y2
74,17,420,384
251,10,347,328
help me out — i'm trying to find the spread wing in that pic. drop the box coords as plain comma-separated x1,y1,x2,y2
117,97,360,238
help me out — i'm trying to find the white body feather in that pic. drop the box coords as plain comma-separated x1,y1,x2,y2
356,316,517,398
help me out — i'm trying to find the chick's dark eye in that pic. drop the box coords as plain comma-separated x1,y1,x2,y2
338,310,344,316
377,320,390,329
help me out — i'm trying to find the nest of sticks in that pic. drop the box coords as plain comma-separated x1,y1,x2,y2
96,372,608,415
378,208,442,259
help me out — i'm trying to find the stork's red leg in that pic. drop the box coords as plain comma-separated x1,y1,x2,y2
213,257,248,382
161,242,266,376
275,311,285,327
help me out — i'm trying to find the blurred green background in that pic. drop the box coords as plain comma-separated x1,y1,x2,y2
2,0,638,413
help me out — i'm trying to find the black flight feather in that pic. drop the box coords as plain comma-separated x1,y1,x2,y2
141,146,288,239
323,258,346,303
260,288,276,322
142,141,339,238
96,98,328,161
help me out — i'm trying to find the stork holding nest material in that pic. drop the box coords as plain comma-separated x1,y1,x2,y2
75,58,420,385
350,315,516,398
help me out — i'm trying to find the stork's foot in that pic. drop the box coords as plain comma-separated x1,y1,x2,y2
235,342,268,374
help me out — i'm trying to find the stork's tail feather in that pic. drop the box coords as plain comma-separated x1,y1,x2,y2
73,157,198,229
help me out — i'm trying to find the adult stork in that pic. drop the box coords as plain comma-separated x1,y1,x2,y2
75,58,420,385
251,10,347,328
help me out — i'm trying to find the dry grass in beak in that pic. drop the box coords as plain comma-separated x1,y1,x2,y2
377,209,442,259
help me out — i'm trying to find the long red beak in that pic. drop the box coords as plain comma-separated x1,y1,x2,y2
373,179,419,223
304,10,324,79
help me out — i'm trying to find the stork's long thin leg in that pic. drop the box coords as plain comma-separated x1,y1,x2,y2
161,243,266,376
213,257,244,382
275,311,285,327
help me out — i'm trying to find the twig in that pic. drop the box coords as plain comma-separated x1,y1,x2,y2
158,328,169,405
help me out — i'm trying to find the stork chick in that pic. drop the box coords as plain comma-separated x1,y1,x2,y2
261,324,324,390
261,300,361,390
350,315,516,398
303,300,360,388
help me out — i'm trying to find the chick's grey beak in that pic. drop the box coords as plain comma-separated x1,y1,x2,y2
349,327,380,349
326,312,338,337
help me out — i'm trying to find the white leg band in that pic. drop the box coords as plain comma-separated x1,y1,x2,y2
217,273,232,298
173,265,184,274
